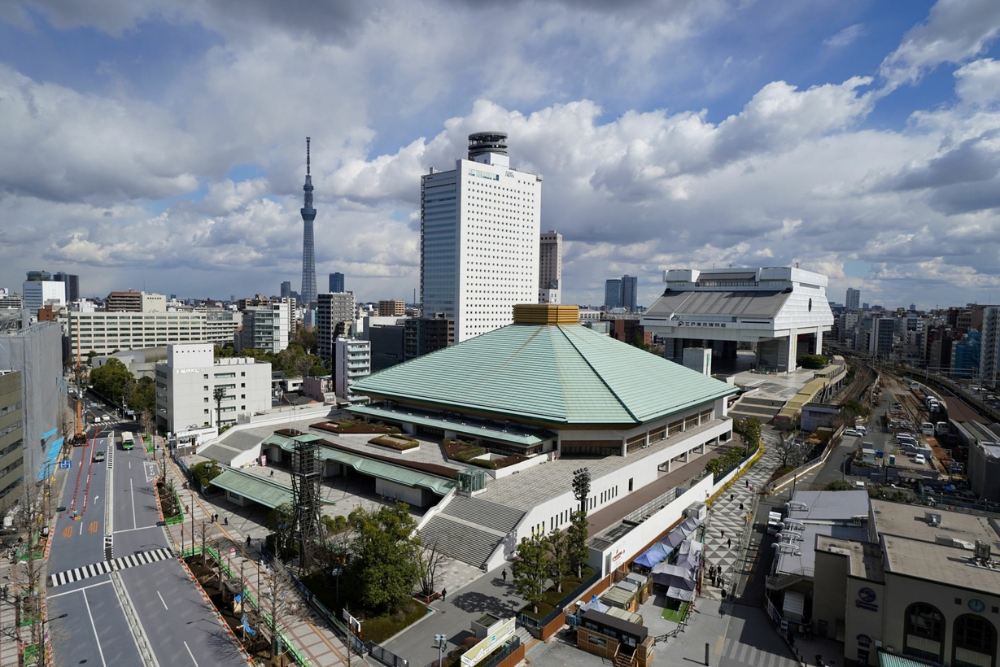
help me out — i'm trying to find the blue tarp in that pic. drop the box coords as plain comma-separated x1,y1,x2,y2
41,428,58,441
633,542,670,569
37,436,64,482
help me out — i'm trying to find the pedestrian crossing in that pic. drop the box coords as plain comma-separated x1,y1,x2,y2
720,637,796,667
48,547,174,588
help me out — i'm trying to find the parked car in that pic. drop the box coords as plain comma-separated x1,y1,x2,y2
914,454,926,465
844,429,862,437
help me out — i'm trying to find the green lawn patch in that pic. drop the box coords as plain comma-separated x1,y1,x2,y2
517,566,595,620
661,601,690,623
301,572,428,643
369,435,419,450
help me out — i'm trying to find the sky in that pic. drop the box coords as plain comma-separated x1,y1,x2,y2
3,1,1000,310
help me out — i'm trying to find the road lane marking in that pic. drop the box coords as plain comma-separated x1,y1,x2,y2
82,589,108,667
130,478,136,530
89,521,98,533
157,590,169,610
49,548,173,588
79,522,83,535
113,525,159,534
47,579,111,599
183,640,199,667
62,526,72,538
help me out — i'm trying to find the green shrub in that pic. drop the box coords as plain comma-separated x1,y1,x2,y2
799,354,828,369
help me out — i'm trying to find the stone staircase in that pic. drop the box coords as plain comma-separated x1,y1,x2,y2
419,495,525,568
441,495,524,534
729,396,785,423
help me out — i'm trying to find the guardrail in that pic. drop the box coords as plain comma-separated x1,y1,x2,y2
368,642,409,667
622,487,680,525
765,426,845,495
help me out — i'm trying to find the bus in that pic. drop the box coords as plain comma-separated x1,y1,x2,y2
120,431,135,450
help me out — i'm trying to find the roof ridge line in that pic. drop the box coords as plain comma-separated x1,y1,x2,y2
556,325,640,424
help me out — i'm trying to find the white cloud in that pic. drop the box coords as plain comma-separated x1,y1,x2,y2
954,58,1000,107
879,0,1000,92
824,23,865,49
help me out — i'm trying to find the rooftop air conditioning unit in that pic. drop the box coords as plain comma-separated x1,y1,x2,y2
925,511,941,526
975,540,991,562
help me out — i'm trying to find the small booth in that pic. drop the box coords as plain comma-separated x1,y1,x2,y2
602,579,641,612
577,609,654,667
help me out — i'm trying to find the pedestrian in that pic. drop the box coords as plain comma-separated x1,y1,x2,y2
501,569,507,583
442,588,447,602
745,479,749,488
224,516,228,526
246,534,252,547
727,537,732,549
270,470,274,478
730,494,734,501
721,529,725,538
739,503,744,511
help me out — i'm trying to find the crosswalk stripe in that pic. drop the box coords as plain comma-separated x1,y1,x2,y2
49,548,173,588
739,644,749,662
768,653,777,667
728,639,739,659
748,647,757,665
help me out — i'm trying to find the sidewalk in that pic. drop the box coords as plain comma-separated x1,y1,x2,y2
160,450,352,667
702,432,784,601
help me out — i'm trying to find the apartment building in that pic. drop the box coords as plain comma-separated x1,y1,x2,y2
335,338,370,404
65,311,209,356
0,371,24,514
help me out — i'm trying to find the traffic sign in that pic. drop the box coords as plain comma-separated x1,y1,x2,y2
59,460,71,469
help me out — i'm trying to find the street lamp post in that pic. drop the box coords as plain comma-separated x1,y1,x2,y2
435,634,447,667
332,567,342,610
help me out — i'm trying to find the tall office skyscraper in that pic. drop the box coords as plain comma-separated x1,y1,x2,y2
420,131,541,342
604,279,622,309
300,137,318,307
53,272,79,302
846,287,861,311
621,274,638,312
280,281,292,299
538,231,562,304
329,272,345,293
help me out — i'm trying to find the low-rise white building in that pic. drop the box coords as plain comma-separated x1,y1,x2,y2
154,343,271,433
235,301,292,354
334,338,370,404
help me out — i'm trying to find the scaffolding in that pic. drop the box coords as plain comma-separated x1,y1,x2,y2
289,437,321,571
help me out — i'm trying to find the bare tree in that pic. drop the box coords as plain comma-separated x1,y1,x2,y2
13,480,50,666
255,559,307,661
776,436,806,469
418,541,445,598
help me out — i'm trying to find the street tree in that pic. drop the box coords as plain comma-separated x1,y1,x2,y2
127,376,156,414
13,480,50,666
512,533,549,614
566,510,590,578
737,417,763,456
346,503,422,615
213,386,226,429
544,530,570,593
776,436,806,469
266,503,294,556
256,559,305,661
90,357,133,402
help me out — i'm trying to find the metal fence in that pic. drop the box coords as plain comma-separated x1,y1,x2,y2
622,487,680,525
477,636,521,667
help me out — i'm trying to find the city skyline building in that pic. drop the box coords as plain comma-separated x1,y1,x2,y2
621,274,638,312
420,131,541,342
980,306,1000,388
300,137,317,307
280,281,292,299
846,287,861,311
538,230,562,304
329,272,344,293
317,292,356,360
53,272,79,302
604,278,622,309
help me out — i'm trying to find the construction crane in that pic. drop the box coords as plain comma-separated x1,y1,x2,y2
70,313,88,446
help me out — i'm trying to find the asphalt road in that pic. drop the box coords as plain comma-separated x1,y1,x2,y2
45,416,248,667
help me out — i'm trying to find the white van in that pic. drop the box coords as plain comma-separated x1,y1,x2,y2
921,422,935,436
914,454,926,465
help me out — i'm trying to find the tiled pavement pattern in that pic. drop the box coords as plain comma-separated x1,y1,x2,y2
701,430,784,601
160,445,350,667
48,547,174,587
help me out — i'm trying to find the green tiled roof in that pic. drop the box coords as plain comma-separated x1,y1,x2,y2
878,652,939,667
346,404,551,446
261,434,455,496
212,469,307,509
353,323,737,425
